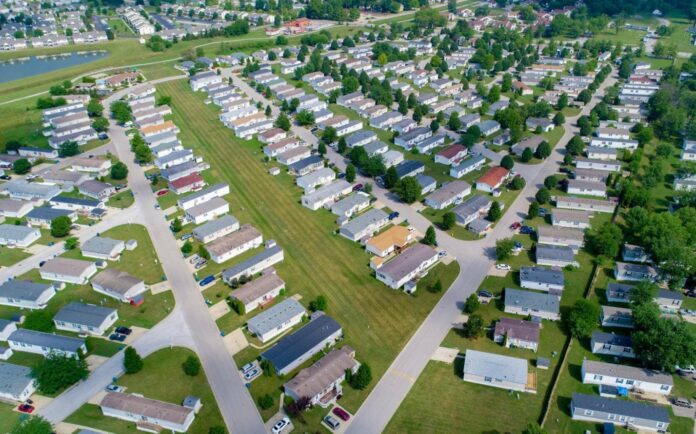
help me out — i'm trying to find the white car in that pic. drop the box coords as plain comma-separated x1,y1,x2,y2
676,365,695,374
244,368,260,381
496,264,511,271
241,362,255,373
272,417,290,434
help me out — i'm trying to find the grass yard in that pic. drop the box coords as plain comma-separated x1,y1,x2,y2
106,190,135,209
0,246,31,267
0,402,20,434
158,78,460,425
68,348,225,434
107,18,134,36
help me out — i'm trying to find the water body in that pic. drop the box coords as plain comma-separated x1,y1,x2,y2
0,51,109,83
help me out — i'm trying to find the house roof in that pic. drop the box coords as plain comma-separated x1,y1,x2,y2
100,392,194,425
395,160,425,178
41,257,94,277
494,317,540,344
186,197,228,218
452,155,486,173
82,236,123,256
536,244,575,263
91,269,143,295
0,280,53,302
505,288,560,314
0,362,33,397
262,314,341,373
477,166,508,188
247,298,306,337
437,144,467,159
284,346,358,399
341,208,388,238
463,349,528,385
193,215,239,240
366,225,411,252
231,272,285,306
425,181,471,205
222,245,283,281
288,155,323,173
592,331,632,347
0,199,32,213
78,180,113,196
453,194,492,219
332,192,370,215
572,393,669,423
0,224,39,241
178,183,229,207
50,196,101,207
551,209,591,224
583,359,672,387
537,226,584,243
520,266,564,287
8,329,84,353
26,207,73,222
206,224,261,256
656,289,682,301
54,302,116,328
379,243,438,282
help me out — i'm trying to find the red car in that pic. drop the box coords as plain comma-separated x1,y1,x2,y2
332,406,350,422
17,404,34,414
509,222,521,230
156,189,169,196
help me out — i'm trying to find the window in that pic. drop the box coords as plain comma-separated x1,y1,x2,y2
608,414,616,420
583,410,593,416
660,385,670,391
625,380,634,385
593,375,603,380
484,376,492,383
603,343,611,350
619,416,627,422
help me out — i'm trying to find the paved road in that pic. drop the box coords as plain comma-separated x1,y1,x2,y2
39,77,267,434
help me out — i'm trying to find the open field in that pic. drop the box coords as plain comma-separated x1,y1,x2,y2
158,79,461,425
67,347,224,434
0,402,20,434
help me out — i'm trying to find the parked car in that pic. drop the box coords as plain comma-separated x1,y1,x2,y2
673,397,694,409
496,264,511,271
241,362,256,374
332,407,350,421
676,365,696,374
388,211,400,220
0,175,11,180
272,417,290,434
114,184,126,191
115,326,132,335
98,133,108,140
154,203,161,210
520,226,534,235
478,290,493,299
109,333,126,342
199,275,215,286
352,183,363,191
244,368,260,381
106,384,124,393
156,189,169,196
189,254,201,264
17,404,34,414
181,233,193,241
438,250,447,258
324,415,340,430
195,260,207,270
509,222,521,230
539,207,548,217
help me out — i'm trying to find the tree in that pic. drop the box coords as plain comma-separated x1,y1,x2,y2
535,141,551,159
275,113,291,131
321,127,337,145
442,211,456,230
124,347,144,374
463,293,480,314
520,147,533,163
462,313,483,339
182,355,201,376
630,281,658,307
171,217,183,233
32,354,88,394
296,110,315,126
111,162,128,180
13,158,31,174
134,144,153,164
349,363,372,390
317,142,327,156
510,176,525,190
308,295,327,312
110,101,132,124
495,238,515,260
528,201,540,219
586,222,623,258
535,188,550,204
395,176,421,204
87,99,103,117
11,416,53,434
181,241,193,255
384,167,399,188
544,175,558,190
448,112,461,131
422,225,437,246
500,155,514,170
564,299,599,339
50,216,71,237
58,141,80,158
430,120,439,133
65,237,79,250
345,164,356,183
337,137,347,154
553,112,565,126
487,201,501,221
258,394,274,410
633,317,696,372
429,279,443,293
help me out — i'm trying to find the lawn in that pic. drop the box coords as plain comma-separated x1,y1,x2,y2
157,78,461,426
106,190,135,209
0,246,31,267
0,402,21,434
67,347,224,434
107,17,134,36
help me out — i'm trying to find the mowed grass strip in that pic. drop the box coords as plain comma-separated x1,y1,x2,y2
158,79,458,412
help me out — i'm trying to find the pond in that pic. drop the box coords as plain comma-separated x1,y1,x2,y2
0,50,109,83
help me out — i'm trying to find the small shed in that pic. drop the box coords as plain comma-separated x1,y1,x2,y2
536,357,550,370
183,396,203,414
125,239,138,250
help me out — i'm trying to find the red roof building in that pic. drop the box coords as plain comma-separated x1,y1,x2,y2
476,166,509,193
168,172,205,195
435,144,468,166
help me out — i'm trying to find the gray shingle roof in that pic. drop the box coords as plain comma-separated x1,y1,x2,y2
464,349,527,385
0,280,53,302
520,266,565,286
505,288,560,314
82,236,123,256
54,302,116,328
247,299,306,336
0,362,33,398
8,329,84,353
193,214,239,240
572,393,669,423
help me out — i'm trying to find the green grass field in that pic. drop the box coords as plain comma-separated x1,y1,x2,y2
0,246,31,267
157,79,462,425
67,347,224,434
0,402,21,434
